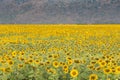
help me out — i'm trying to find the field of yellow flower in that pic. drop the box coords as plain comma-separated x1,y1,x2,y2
0,24,119,80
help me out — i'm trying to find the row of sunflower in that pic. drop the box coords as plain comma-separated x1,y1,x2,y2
0,25,119,80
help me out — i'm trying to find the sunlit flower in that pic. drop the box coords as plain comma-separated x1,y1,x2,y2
99,61,106,67
103,68,112,74
53,61,59,68
18,64,24,69
7,60,14,66
89,74,98,80
115,66,120,74
70,69,79,78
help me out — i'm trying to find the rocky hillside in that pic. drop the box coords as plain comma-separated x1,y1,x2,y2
0,0,120,23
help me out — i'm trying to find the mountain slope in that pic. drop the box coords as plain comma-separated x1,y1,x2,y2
0,0,120,23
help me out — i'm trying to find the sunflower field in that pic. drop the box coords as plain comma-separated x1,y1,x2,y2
0,24,119,80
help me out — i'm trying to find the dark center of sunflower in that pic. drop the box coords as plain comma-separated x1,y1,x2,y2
105,69,110,72
72,71,76,75
91,76,95,79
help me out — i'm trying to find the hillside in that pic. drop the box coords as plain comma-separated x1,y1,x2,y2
0,0,120,23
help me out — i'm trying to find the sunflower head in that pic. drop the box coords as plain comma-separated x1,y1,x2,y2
63,64,68,70
35,59,40,65
70,69,79,78
68,59,73,65
99,61,106,67
63,69,68,74
89,74,98,80
53,61,59,68
95,66,102,71
103,68,112,74
18,64,24,69
7,60,14,66
115,66,120,74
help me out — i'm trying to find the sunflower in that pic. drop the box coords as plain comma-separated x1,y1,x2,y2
115,66,120,74
53,61,59,68
97,59,103,63
62,62,65,66
5,67,12,73
112,62,117,66
74,59,81,64
29,55,33,59
48,55,52,58
63,69,68,73
11,51,17,57
99,61,106,67
18,64,24,69
63,64,68,70
60,62,63,66
81,60,86,64
35,59,40,65
90,61,96,65
24,60,29,64
0,67,12,73
89,74,98,80
19,57,25,61
39,62,44,66
28,59,33,64
7,60,14,66
103,68,112,74
70,69,79,78
95,58,99,61
19,51,25,56
105,60,110,64
0,67,5,73
66,56,72,60
111,67,116,74
95,66,102,71
1,60,6,64
68,59,73,65
49,68,56,74
87,65,94,70
53,54,59,59
46,69,51,73
45,61,51,65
